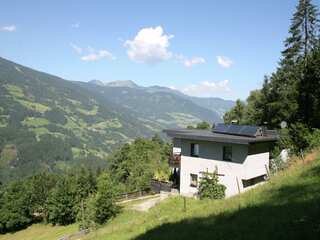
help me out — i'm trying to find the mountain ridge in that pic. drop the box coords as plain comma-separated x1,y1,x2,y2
0,56,233,182
87,80,235,117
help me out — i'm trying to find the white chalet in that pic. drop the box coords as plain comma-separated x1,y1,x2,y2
164,123,278,197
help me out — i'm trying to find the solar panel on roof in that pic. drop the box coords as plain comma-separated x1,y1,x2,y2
213,123,259,137
213,123,228,133
239,126,259,136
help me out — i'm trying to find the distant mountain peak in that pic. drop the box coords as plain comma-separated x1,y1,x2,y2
105,80,138,88
88,79,105,86
88,79,139,88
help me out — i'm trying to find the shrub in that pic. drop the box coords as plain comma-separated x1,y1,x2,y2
92,173,119,225
307,128,320,150
280,124,320,160
198,168,226,200
46,177,77,225
0,181,32,232
288,123,311,158
77,195,96,230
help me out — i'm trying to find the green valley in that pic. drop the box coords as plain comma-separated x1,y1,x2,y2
0,57,231,182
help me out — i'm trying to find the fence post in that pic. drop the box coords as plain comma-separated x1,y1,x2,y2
265,164,270,179
236,177,241,210
236,177,241,194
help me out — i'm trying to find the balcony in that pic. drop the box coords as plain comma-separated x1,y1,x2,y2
169,153,181,167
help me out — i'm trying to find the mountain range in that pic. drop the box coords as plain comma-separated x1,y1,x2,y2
0,57,234,182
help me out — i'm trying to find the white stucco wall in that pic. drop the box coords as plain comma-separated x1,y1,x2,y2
174,139,270,197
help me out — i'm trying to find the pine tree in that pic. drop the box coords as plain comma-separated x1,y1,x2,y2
27,172,57,220
223,99,246,124
282,0,320,65
298,44,320,127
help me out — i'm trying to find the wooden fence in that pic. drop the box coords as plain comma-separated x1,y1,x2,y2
115,189,152,201
115,179,174,201
150,179,173,193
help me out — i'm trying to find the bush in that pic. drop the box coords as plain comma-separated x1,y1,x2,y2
280,124,320,160
46,177,77,225
269,143,289,174
92,173,119,225
288,123,311,158
77,195,96,230
307,128,320,150
0,181,32,233
198,168,226,200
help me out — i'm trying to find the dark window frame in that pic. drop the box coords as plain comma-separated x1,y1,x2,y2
223,146,232,161
190,173,198,187
190,143,199,157
242,175,267,188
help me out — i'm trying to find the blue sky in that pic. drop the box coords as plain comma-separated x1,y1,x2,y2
1,0,317,100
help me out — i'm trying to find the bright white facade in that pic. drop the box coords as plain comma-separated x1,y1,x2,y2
171,137,273,197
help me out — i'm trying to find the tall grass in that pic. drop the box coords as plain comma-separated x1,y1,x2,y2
1,152,319,240
83,151,320,240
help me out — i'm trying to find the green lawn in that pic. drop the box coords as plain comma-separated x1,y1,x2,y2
1,152,320,240
82,153,320,240
0,223,78,240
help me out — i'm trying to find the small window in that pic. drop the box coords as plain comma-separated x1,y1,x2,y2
190,174,198,187
223,146,232,161
191,143,199,157
242,175,267,188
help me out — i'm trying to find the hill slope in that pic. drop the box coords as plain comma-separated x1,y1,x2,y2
78,82,222,128
0,57,231,182
144,85,235,118
1,152,319,240
86,153,320,240
0,57,155,181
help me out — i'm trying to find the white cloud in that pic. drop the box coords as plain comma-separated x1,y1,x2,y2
71,22,80,28
125,26,173,64
70,43,114,62
0,25,16,32
182,56,205,67
81,49,114,62
70,43,83,54
181,80,231,97
217,56,233,68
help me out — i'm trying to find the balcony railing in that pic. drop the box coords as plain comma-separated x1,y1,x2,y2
169,153,181,167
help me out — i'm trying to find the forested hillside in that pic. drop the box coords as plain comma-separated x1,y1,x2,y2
79,81,223,128
0,57,230,182
224,0,320,157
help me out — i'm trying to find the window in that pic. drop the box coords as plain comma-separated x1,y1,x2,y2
223,146,232,161
191,143,199,157
242,175,267,188
190,174,198,187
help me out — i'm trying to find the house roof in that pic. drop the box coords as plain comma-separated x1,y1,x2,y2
163,128,279,145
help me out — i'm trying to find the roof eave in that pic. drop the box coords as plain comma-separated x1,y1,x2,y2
163,129,279,145
164,132,249,145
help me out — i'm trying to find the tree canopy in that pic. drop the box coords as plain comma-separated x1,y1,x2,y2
223,0,320,153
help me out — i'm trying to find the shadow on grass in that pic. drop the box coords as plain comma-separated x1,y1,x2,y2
135,163,320,240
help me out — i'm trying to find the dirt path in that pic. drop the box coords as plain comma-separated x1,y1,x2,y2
129,192,172,212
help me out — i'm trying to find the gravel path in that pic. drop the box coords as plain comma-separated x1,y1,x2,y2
130,192,171,212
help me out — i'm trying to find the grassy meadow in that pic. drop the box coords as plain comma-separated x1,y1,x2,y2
1,151,320,240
